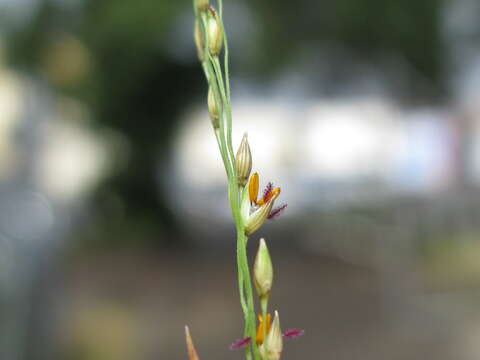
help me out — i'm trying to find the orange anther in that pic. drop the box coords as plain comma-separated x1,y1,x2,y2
256,313,272,345
249,173,259,204
263,187,281,204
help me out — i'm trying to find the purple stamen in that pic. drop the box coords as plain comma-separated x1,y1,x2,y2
283,329,305,339
268,204,287,220
262,182,274,200
229,337,251,350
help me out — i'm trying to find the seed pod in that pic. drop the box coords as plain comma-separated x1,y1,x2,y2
206,8,223,56
195,0,209,12
208,87,220,128
235,133,252,186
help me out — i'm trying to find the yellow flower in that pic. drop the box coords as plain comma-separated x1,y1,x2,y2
230,312,304,353
241,173,286,235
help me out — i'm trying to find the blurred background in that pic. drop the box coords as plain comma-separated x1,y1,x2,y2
1,0,480,359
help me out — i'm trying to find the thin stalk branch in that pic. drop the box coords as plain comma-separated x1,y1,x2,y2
194,2,260,359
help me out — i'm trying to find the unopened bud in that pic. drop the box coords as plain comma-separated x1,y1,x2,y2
254,238,273,298
263,311,283,360
207,8,223,56
185,326,200,360
194,21,205,61
195,0,209,12
235,133,252,186
208,87,220,128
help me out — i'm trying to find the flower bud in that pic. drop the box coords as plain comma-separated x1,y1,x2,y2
254,238,273,298
235,133,252,186
263,311,283,360
193,20,205,61
185,326,200,360
208,87,220,128
195,0,209,12
194,21,205,61
207,9,223,56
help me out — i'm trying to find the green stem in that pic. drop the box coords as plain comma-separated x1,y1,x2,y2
200,17,233,177
260,295,268,350
212,57,236,169
214,129,230,176
194,2,260,359
236,232,251,360
237,230,260,359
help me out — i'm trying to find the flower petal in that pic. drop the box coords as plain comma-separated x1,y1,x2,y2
245,200,275,235
230,337,252,350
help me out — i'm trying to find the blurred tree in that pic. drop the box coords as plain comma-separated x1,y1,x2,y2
252,0,445,99
8,0,205,247
6,0,446,248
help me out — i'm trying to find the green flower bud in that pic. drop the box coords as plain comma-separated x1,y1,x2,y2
263,311,283,360
194,21,205,62
254,238,273,298
207,9,223,56
195,0,209,12
235,133,252,187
